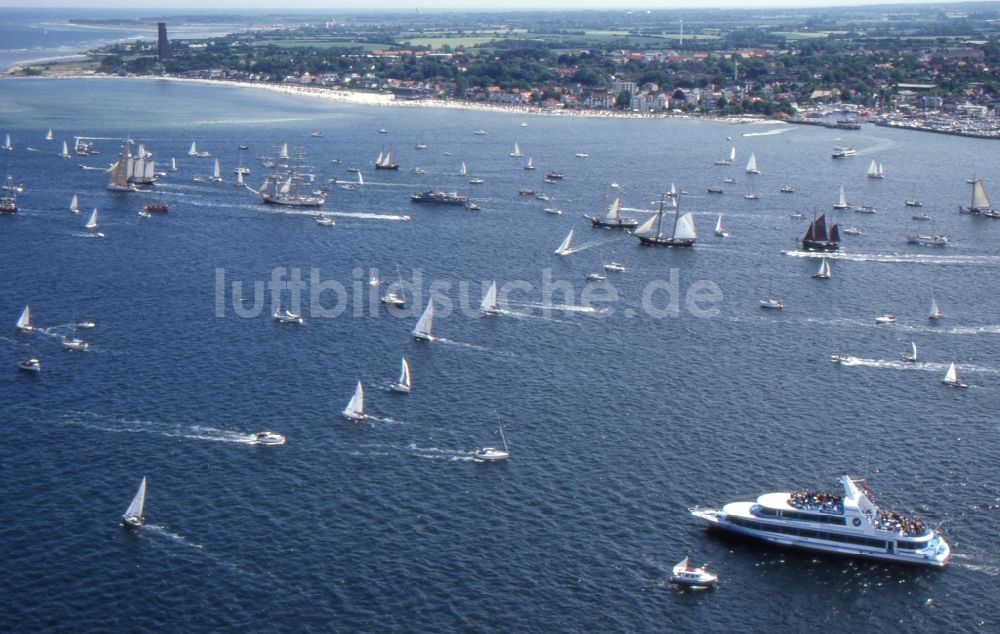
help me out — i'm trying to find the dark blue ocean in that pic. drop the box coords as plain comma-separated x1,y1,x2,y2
1,77,998,632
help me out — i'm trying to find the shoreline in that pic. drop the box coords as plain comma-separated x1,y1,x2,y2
0,73,785,125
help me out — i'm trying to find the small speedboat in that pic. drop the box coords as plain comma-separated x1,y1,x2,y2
779,185,795,193
723,176,736,184
473,446,510,461
855,205,876,214
604,262,626,272
544,207,563,215
842,226,862,236
904,199,923,207
875,314,896,325
743,193,759,200
830,354,847,364
707,186,723,194
138,210,152,219
77,321,95,329
790,212,805,219
468,178,485,185
586,273,606,282
670,557,718,588
518,188,535,196
253,431,286,445
63,337,90,351
912,213,931,220
17,357,40,372
759,297,783,310
465,202,480,211
316,216,335,226
273,309,304,324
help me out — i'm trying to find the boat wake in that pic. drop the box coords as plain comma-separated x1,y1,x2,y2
61,411,263,444
405,443,480,462
786,250,1000,267
144,524,205,550
75,231,105,239
834,356,1000,376
432,337,493,353
517,301,609,315
323,211,412,221
951,553,1000,576
742,127,790,137
486,306,579,325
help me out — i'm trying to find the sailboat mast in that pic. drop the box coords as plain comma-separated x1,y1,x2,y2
654,195,665,238
670,198,681,239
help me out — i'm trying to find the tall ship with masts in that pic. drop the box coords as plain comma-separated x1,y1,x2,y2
801,213,841,251
960,178,999,217
586,185,638,229
127,142,157,186
374,147,399,170
634,195,697,247
106,140,136,192
259,146,325,207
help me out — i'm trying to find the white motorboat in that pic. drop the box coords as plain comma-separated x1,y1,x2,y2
473,425,510,462
585,273,606,282
941,361,968,389
381,291,406,307
253,431,286,445
692,475,950,567
670,557,718,588
273,308,304,324
343,380,366,420
389,357,412,394
875,314,896,325
122,476,147,529
842,226,862,236
18,357,40,372
315,216,335,226
780,185,795,193
78,321,96,329
63,335,90,351
544,207,563,215
759,298,784,310
603,262,626,272
138,210,151,218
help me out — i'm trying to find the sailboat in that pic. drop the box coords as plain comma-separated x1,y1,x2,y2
928,295,943,320
901,341,918,363
510,142,523,157
832,185,850,209
279,143,289,160
459,161,468,176
69,194,80,214
235,169,244,187
554,228,575,255
960,178,998,216
745,152,760,174
45,129,54,141
389,358,411,394
801,213,841,251
16,305,32,332
188,141,209,158
106,141,135,192
667,183,678,198
714,214,728,238
374,147,398,170
867,159,885,179
524,157,535,171
941,361,969,388
412,298,435,341
122,476,147,528
587,186,638,228
58,140,70,159
473,425,510,462
759,280,783,309
635,196,697,247
343,381,366,420
812,258,832,279
170,157,177,172
2,134,11,151
210,159,222,182
714,146,736,165
85,207,99,231
480,280,500,315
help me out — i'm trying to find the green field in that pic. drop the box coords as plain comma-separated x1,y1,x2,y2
399,37,501,49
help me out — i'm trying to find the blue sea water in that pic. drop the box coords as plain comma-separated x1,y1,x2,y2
1,77,999,632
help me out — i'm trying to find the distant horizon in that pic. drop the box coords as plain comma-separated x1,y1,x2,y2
4,0,993,13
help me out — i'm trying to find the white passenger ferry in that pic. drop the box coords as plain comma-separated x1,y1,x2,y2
691,475,950,567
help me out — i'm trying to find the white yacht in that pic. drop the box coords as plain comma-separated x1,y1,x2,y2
343,381,366,420
941,362,968,389
389,357,412,394
412,299,435,341
691,475,950,567
670,557,718,588
273,308,304,324
480,281,501,316
16,305,32,332
603,262,626,272
253,431,286,446
18,357,41,372
122,476,147,529
63,333,90,351
875,314,896,325
473,426,510,462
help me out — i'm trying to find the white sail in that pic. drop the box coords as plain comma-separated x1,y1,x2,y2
143,158,155,180
85,208,99,230
170,158,177,171
669,183,677,196
480,280,498,313
715,214,724,234
511,142,522,157
344,381,364,418
971,180,991,210
70,194,79,213
357,171,364,186
376,150,384,165
817,258,831,278
400,358,411,389
672,212,697,241
383,149,393,166
188,142,198,156
554,228,574,255
729,146,736,162
878,163,885,177
213,159,221,179
107,143,132,191
944,362,958,384
413,299,435,339
606,194,622,221
867,159,878,177
839,185,847,207
16,305,31,330
279,176,293,194
745,153,758,173
123,476,147,523
929,295,942,319
45,129,53,141
2,134,11,150
910,342,918,361
59,140,69,158
634,213,659,236
236,170,244,185
460,161,467,176
280,143,289,160
525,157,533,169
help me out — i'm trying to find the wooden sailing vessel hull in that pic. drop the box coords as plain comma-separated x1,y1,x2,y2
637,236,695,247
801,240,839,251
589,216,639,229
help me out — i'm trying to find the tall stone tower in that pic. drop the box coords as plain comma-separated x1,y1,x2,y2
157,23,171,62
